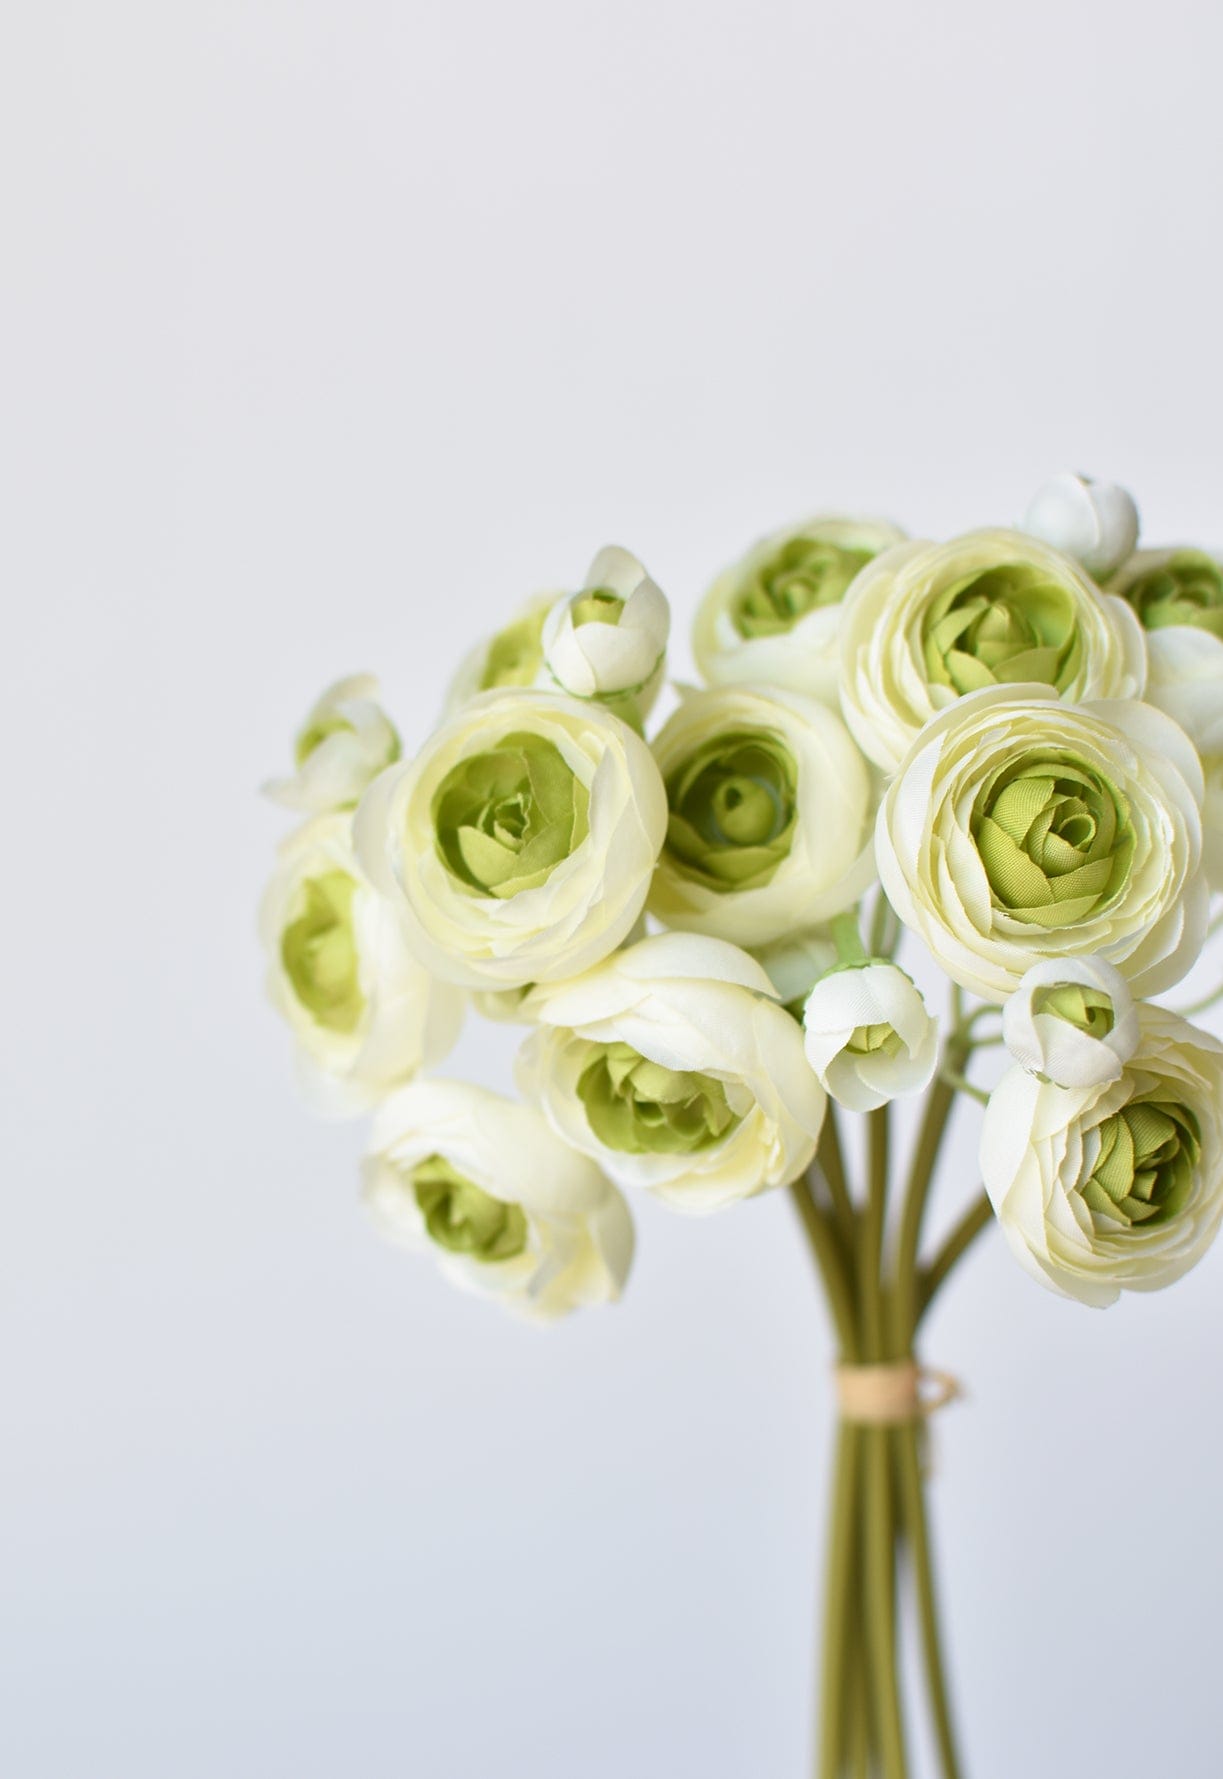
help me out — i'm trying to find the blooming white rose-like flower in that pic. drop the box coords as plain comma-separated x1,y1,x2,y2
541,545,670,719
363,1080,633,1323
1021,473,1140,581
838,529,1148,772
1144,626,1223,889
354,690,667,990
445,592,558,712
1002,956,1138,1090
264,674,401,813
875,686,1207,1002
517,932,827,1213
802,963,939,1112
259,814,464,1115
646,685,874,948
982,1004,1223,1307
693,515,907,702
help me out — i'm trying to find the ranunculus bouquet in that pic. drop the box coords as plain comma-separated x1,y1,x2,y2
260,481,1223,1775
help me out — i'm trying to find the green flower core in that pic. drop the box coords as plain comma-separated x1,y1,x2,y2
664,729,797,893
922,564,1081,696
281,870,365,1033
480,608,549,689
1031,982,1115,1038
577,1040,742,1155
1120,550,1223,637
412,1154,528,1261
972,755,1134,930
846,1023,905,1058
1078,1100,1200,1230
432,732,590,898
570,587,625,628
733,537,877,639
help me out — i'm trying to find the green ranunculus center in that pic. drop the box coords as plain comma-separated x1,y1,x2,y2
972,754,1134,930
412,1154,528,1261
922,565,1081,696
664,729,797,893
295,713,353,766
1078,1100,1200,1230
480,608,549,689
1031,982,1115,1038
846,1022,905,1058
576,1040,742,1155
281,870,365,1033
432,732,590,898
1121,549,1223,637
733,538,877,639
570,587,625,628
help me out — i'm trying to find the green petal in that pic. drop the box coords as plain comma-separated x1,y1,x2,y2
281,870,365,1034
412,1154,528,1261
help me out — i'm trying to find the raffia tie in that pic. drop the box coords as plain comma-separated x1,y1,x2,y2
834,1360,962,1425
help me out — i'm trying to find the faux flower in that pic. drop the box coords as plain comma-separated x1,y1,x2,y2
364,1080,633,1323
354,690,667,989
540,545,669,720
751,929,838,1013
1021,473,1139,581
646,685,873,947
1144,626,1223,887
981,1004,1223,1307
518,932,826,1213
875,686,1207,1002
693,515,907,701
1002,956,1138,1090
1111,547,1223,636
446,592,558,710
259,814,464,1114
802,962,939,1112
838,529,1148,772
264,674,401,813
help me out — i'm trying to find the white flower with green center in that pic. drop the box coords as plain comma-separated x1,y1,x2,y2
1002,956,1138,1089
354,691,667,989
363,1080,633,1322
1144,625,1223,888
1021,473,1139,580
693,515,906,702
1111,547,1223,637
264,673,401,814
875,686,1207,1002
445,592,559,712
647,686,874,947
541,545,670,721
982,1005,1223,1306
838,529,1148,772
259,814,464,1114
802,962,938,1112
517,932,826,1213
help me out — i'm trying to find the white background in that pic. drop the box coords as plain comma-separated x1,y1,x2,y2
4,3,1223,1775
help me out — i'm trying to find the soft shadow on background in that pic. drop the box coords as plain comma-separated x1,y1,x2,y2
4,3,1222,1775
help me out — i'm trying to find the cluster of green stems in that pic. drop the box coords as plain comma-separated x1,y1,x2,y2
789,986,996,1779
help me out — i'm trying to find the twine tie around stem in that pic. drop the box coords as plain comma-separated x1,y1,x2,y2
834,1360,962,1425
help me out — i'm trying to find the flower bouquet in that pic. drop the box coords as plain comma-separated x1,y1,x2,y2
260,479,1223,1775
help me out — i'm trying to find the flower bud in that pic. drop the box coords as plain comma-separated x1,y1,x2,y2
541,545,670,719
1021,473,1139,580
264,674,401,814
802,962,938,1112
1002,956,1138,1089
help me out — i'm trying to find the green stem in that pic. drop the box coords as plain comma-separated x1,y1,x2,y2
889,1041,966,1354
818,1424,859,1779
858,1106,890,1357
863,1428,907,1778
791,1177,860,1361
817,1108,857,1261
916,1191,994,1324
895,1428,963,1779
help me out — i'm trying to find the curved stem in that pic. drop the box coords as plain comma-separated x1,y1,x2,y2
895,1428,963,1779
790,1177,860,1360
916,1191,994,1324
816,1108,857,1261
889,1042,966,1353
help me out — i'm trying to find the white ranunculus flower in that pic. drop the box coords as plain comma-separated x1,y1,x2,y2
1144,626,1223,889
364,1080,633,1323
802,963,939,1112
1021,473,1140,581
445,592,558,713
264,674,401,814
1002,956,1138,1090
646,684,874,948
354,690,667,990
259,814,464,1115
982,1004,1223,1307
693,515,907,702
541,545,670,718
875,686,1207,1002
838,529,1149,773
517,932,827,1213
